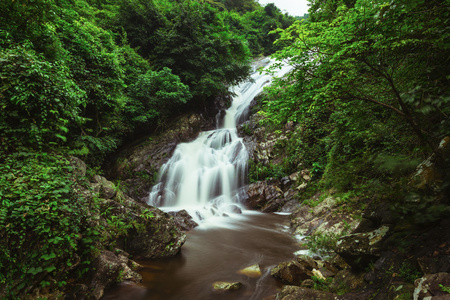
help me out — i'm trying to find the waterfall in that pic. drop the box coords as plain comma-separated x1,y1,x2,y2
148,58,291,224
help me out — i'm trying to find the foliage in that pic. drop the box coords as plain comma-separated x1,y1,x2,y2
305,231,345,255
127,67,192,125
0,43,85,152
397,260,422,283
257,0,449,207
0,152,98,296
440,284,450,294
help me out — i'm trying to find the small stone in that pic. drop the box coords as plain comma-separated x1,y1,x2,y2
212,281,243,291
238,264,262,278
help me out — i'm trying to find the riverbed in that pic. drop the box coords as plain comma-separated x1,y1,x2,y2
103,211,299,300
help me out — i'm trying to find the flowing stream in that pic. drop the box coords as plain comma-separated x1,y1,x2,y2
103,59,299,300
147,58,291,224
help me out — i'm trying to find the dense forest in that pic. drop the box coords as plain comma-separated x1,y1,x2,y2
1,0,449,298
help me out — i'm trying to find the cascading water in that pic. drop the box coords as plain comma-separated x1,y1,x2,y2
148,58,292,224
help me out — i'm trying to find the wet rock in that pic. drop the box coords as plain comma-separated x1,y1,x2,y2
414,272,450,300
246,181,283,212
335,225,390,270
168,210,199,231
89,250,141,299
271,261,313,285
276,285,336,300
106,111,217,200
212,281,242,292
238,264,262,278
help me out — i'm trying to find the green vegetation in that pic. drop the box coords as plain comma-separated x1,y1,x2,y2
0,152,98,296
256,0,449,220
440,284,450,294
1,0,449,297
0,0,298,297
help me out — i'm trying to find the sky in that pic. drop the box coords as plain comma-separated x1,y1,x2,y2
257,0,310,17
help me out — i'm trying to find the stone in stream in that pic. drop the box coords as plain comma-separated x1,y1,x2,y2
238,264,262,278
212,281,243,292
271,261,313,285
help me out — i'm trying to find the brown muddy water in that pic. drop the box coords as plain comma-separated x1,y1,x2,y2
103,211,300,300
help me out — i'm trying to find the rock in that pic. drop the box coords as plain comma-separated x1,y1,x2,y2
289,172,299,182
70,156,87,178
246,181,284,212
126,205,186,259
276,285,336,300
296,256,318,271
91,175,117,199
411,136,450,192
105,110,219,200
329,269,364,294
212,281,242,292
417,255,450,274
168,210,199,231
89,250,141,300
290,196,360,238
65,284,89,300
238,264,262,278
335,225,390,270
271,261,313,285
300,279,314,288
414,272,450,300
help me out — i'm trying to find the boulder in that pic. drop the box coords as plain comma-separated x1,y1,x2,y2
89,250,141,300
276,285,336,300
91,175,117,199
126,206,186,259
212,281,242,292
335,225,390,270
168,210,199,231
414,272,450,300
238,264,262,278
245,181,284,212
271,261,313,285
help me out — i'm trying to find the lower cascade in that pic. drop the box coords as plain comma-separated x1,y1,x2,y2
148,58,292,224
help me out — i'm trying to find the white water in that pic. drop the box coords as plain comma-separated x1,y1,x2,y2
148,58,292,224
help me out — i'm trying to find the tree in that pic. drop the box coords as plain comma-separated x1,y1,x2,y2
272,0,449,155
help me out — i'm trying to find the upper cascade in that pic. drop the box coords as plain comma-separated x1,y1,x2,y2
148,58,292,224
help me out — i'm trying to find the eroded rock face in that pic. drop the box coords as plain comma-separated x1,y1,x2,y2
290,196,361,239
335,226,390,270
106,95,231,202
246,181,283,212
